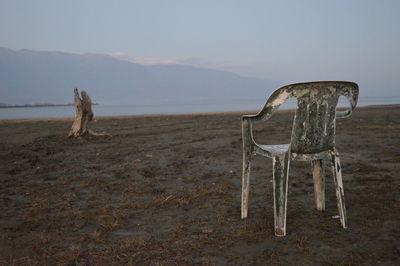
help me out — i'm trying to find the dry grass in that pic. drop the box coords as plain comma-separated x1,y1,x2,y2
1,106,399,264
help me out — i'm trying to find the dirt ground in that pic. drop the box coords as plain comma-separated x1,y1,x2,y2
0,105,399,265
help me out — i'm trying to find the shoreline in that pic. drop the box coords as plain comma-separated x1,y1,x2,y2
0,103,398,123
0,103,100,108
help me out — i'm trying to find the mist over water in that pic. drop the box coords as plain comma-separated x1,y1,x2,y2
0,96,398,119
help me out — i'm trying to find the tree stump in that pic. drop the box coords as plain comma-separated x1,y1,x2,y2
68,88,108,137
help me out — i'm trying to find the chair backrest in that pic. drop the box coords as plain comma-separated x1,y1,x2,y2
262,81,359,154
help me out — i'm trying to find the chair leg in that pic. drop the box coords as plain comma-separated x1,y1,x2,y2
311,159,325,211
331,153,347,228
273,152,290,236
241,151,251,219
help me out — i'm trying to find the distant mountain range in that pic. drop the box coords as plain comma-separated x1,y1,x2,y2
0,47,282,106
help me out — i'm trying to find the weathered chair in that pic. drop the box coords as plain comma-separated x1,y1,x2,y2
241,81,359,236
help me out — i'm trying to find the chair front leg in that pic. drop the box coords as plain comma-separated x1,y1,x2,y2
241,118,253,219
331,153,347,228
273,151,290,236
311,159,325,211
241,149,252,219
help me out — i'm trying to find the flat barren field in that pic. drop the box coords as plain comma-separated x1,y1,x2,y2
0,105,399,265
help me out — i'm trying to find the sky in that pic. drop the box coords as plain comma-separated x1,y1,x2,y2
0,0,399,96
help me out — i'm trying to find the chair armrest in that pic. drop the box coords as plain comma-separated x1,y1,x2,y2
244,88,290,122
336,110,352,118
242,114,260,120
242,116,255,153
242,87,291,152
336,83,359,119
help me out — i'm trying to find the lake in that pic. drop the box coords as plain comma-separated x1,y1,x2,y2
0,96,399,119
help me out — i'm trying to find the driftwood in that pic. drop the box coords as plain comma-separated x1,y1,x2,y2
68,88,109,137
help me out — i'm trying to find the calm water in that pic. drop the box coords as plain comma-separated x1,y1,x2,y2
0,96,399,119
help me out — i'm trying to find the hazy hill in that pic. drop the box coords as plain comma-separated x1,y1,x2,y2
0,47,282,105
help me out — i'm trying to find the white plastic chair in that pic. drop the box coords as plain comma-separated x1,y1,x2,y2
241,81,359,236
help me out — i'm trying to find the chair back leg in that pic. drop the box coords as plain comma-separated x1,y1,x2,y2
273,151,291,236
241,152,252,219
330,152,347,228
312,159,325,211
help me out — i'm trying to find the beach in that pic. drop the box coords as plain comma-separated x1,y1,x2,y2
0,105,399,265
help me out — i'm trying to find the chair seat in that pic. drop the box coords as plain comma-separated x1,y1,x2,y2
257,144,290,157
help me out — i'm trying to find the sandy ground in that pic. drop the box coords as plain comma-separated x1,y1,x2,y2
0,105,399,265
